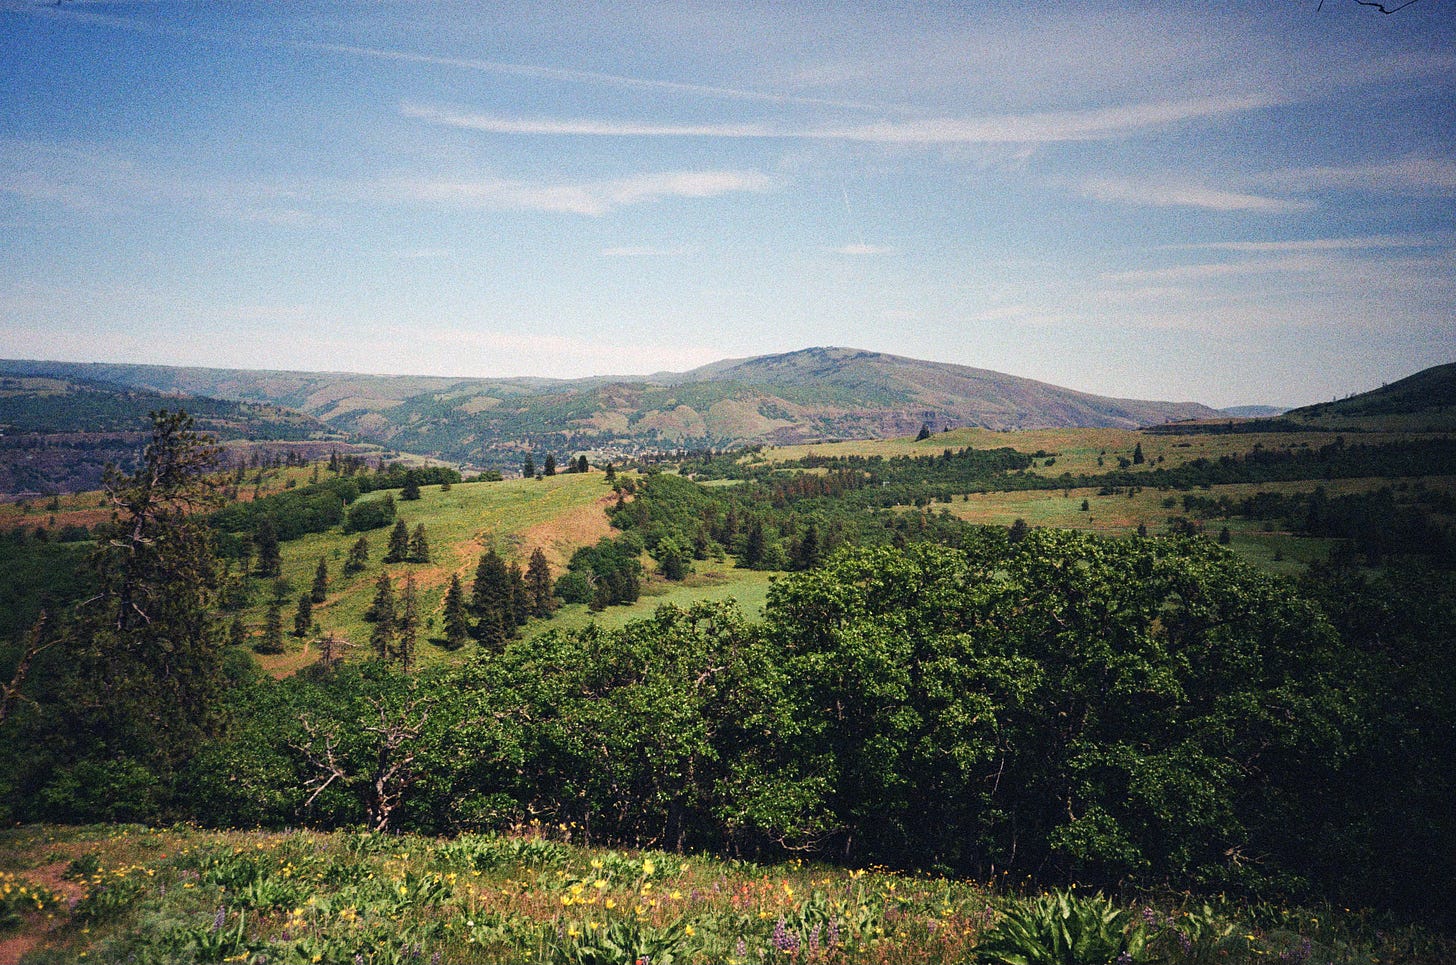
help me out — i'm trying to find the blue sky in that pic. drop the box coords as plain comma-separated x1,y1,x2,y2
1,0,1452,407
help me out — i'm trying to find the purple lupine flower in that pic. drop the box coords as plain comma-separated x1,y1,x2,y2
808,923,822,953
1177,929,1193,953
1115,953,1134,965
212,906,227,932
827,918,840,946
1141,906,1159,927
734,937,747,959
772,917,799,952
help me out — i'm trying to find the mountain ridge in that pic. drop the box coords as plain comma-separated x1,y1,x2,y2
2,349,1224,469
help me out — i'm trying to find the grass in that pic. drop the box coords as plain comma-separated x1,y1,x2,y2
242,472,618,676
541,562,778,637
0,824,1448,965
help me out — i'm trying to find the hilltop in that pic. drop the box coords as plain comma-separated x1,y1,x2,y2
1282,361,1456,431
0,349,1221,471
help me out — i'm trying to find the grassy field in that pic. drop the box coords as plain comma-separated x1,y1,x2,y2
244,472,619,676
1,824,1447,965
542,562,778,637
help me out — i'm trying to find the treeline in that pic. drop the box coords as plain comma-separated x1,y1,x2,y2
1179,484,1456,567
7,532,1452,926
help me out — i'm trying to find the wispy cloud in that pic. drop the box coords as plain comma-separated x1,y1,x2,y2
1169,236,1441,253
405,93,1275,145
382,170,774,217
1259,157,1456,195
1080,177,1311,213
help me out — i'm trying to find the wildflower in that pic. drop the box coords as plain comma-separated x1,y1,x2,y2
642,858,656,877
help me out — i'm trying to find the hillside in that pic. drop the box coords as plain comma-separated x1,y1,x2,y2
0,349,1221,470
1283,361,1456,430
0,374,346,497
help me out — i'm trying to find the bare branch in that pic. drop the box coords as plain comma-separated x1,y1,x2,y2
0,613,54,727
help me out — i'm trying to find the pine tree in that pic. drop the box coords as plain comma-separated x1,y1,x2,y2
522,453,535,478
344,535,369,575
293,593,313,638
471,549,511,649
228,615,246,650
257,600,284,654
604,463,616,481
442,574,470,650
525,548,555,618
575,455,589,473
396,574,418,670
1133,442,1145,465
408,523,431,563
507,561,528,630
543,454,557,477
311,556,329,603
384,519,410,563
793,521,822,571
254,516,282,577
368,573,395,660
400,472,421,501
916,423,932,441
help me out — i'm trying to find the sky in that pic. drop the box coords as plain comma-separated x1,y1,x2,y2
1,0,1453,408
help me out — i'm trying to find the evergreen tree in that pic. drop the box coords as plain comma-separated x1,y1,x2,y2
408,523,431,563
254,516,282,577
657,539,689,581
471,549,511,648
442,574,470,650
916,423,932,441
384,518,410,563
522,453,535,478
396,574,418,670
257,600,284,654
525,548,555,618
543,453,557,477
311,556,329,603
368,573,395,660
400,471,421,501
292,593,313,638
793,521,822,571
344,535,370,575
1133,442,1145,465
576,455,590,473
507,561,529,629
227,615,246,650
604,463,616,481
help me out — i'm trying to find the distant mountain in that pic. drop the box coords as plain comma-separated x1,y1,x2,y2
0,349,1222,470
0,372,343,496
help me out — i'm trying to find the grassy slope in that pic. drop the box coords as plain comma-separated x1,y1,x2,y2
244,472,620,676
0,824,1446,965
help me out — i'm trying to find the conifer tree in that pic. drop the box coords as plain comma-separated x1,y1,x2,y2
408,523,431,563
311,556,329,603
525,548,555,618
293,593,313,638
258,600,284,654
507,561,528,630
576,454,589,474
396,573,418,670
368,573,395,660
400,471,421,501
604,463,616,481
471,548,511,648
522,453,535,478
543,453,557,477
442,574,470,650
1133,442,1145,465
228,615,246,650
254,516,282,577
344,535,369,575
384,518,410,563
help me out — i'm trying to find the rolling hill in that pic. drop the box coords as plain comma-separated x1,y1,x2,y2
1,349,1222,472
1282,361,1456,430
0,373,347,496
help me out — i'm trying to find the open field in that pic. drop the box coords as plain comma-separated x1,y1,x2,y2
242,472,617,676
542,561,778,637
1,823,1447,965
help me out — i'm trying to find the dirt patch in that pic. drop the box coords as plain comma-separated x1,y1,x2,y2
0,857,88,963
516,493,618,571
